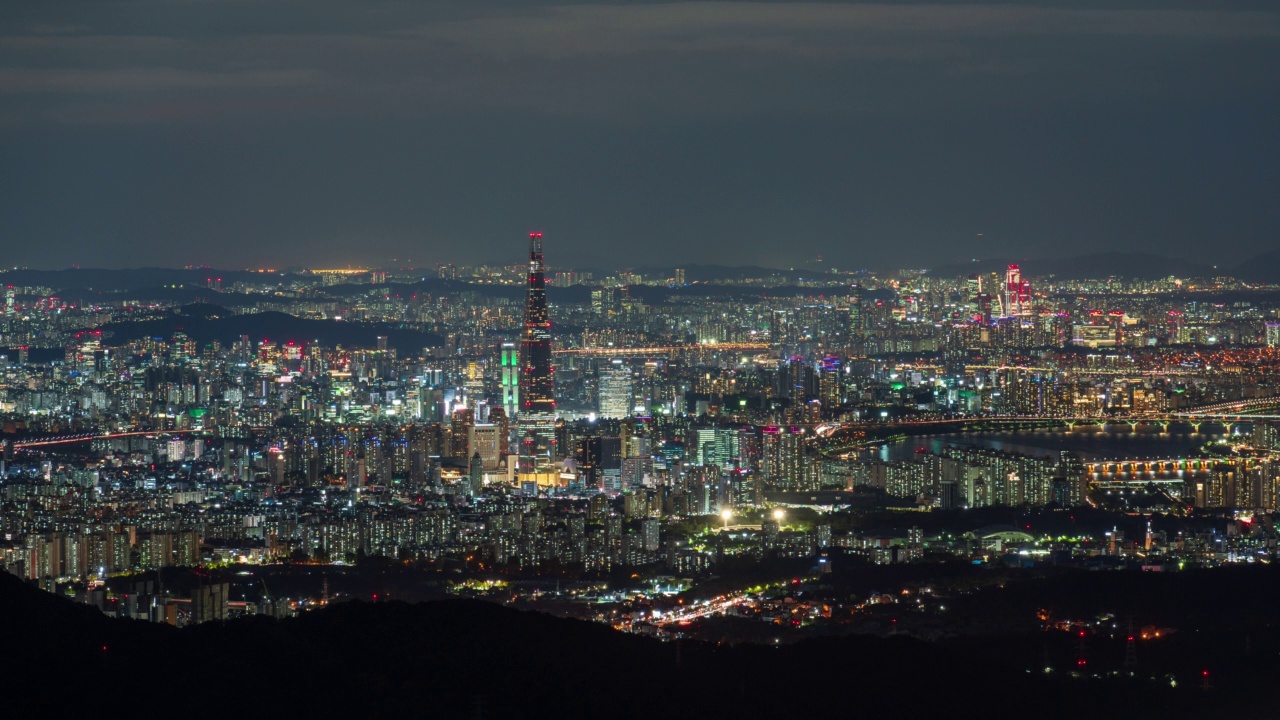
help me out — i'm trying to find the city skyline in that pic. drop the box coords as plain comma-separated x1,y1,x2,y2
3,3,1279,715
1,223,1280,717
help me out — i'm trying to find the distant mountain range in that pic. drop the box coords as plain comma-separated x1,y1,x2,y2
0,267,279,293
632,264,846,283
924,253,1211,280
1234,250,1280,284
2,251,1275,295
925,251,1278,282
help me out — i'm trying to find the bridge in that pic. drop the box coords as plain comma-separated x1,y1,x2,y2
1085,457,1221,476
858,415,1270,432
881,395,1280,428
1085,456,1276,496
818,410,1276,458
963,364,1206,377
553,342,770,357
817,395,1280,434
1171,394,1280,419
9,428,204,450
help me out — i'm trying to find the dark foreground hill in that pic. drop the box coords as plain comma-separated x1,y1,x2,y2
0,572,1261,719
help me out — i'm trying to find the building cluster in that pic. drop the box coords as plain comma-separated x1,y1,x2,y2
2,243,1280,621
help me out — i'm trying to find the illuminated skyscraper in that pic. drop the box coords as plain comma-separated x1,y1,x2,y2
965,274,983,321
761,426,804,491
1004,264,1031,318
501,341,519,420
819,355,842,411
450,407,474,460
464,360,484,412
517,232,557,475
598,359,632,419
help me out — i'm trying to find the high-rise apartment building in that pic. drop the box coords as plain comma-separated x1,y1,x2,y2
761,426,804,491
598,359,632,419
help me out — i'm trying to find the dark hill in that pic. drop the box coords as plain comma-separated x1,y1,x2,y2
0,267,273,293
1235,250,1280,284
633,264,843,283
0,572,1254,719
63,285,263,307
101,308,443,354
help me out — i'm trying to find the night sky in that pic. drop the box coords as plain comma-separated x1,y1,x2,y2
1,1,1277,271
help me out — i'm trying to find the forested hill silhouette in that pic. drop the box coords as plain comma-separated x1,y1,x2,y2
1235,249,1280,283
101,306,443,355
0,572,1255,719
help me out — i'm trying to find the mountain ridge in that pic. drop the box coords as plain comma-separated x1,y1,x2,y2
4,251,1269,291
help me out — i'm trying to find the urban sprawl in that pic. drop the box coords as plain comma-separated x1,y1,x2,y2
3,237,1280,635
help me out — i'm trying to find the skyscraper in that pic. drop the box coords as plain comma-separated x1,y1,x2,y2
1004,264,1031,318
598,359,632,419
500,341,519,420
517,232,557,476
761,426,804,491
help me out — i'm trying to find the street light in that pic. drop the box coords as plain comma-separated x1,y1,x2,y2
720,508,732,531
772,508,785,524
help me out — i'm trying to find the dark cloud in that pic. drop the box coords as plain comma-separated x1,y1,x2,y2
0,1,1277,270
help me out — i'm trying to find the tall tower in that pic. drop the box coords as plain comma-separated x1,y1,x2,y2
517,231,557,476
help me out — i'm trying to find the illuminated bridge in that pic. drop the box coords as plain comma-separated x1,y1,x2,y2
964,364,1205,377
9,428,205,450
1085,458,1221,477
553,342,771,357
818,412,1275,457
837,416,1269,433
1172,394,1280,419
1085,456,1272,494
